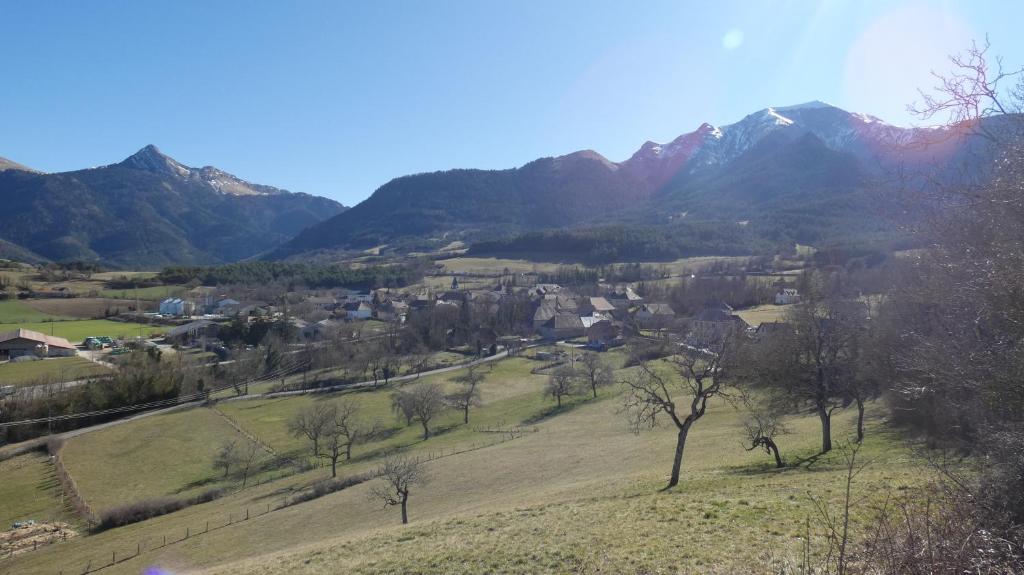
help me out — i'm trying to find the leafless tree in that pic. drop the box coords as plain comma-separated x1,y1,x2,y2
393,383,447,439
287,402,334,462
745,275,864,453
740,399,787,469
212,439,240,478
545,365,578,408
237,438,264,487
369,455,427,524
321,399,373,476
621,335,736,489
578,352,614,399
446,364,484,424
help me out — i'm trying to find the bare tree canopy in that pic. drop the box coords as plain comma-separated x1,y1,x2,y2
622,335,737,489
369,456,427,524
578,352,614,399
287,402,334,462
446,364,485,424
392,383,447,439
545,365,579,408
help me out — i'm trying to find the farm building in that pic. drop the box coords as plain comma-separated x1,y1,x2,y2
159,298,195,317
165,320,220,345
775,288,801,305
342,301,373,320
0,329,77,359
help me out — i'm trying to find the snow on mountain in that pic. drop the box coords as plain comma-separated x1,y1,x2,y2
120,145,287,196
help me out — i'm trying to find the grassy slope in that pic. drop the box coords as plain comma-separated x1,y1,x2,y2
21,298,146,319
736,303,794,327
59,408,259,512
0,357,112,387
0,300,69,323
3,356,926,575
0,319,164,343
0,453,76,528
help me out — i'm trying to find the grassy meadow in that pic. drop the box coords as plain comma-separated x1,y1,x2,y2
0,356,112,387
0,452,77,528
59,408,263,512
0,300,69,324
736,303,793,327
0,319,164,343
0,350,931,575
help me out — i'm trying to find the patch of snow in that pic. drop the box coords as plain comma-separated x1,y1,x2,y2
765,108,794,126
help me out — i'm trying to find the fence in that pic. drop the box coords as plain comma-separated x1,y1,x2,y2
38,425,536,574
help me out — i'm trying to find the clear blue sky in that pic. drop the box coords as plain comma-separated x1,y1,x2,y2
2,1,1021,205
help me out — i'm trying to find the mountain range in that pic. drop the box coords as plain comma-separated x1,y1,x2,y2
275,101,991,259
0,101,998,268
0,146,346,267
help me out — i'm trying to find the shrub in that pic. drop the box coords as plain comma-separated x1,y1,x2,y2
94,487,227,531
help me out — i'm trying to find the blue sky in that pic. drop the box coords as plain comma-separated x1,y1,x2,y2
2,1,1021,205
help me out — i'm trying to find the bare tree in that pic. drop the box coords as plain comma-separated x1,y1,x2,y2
446,364,485,424
545,365,578,408
321,399,372,477
237,438,264,487
391,389,416,427
212,439,241,478
369,455,427,524
578,352,614,399
287,402,333,462
393,383,447,439
740,400,787,469
745,275,864,453
622,336,736,489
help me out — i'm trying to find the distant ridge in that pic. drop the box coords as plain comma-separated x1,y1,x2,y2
0,146,347,267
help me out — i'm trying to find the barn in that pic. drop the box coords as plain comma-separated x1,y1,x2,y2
0,329,78,359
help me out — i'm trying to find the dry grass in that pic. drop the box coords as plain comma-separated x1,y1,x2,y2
1,356,926,575
21,298,146,319
736,303,793,327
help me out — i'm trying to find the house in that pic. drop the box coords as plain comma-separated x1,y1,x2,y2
0,329,77,359
302,318,344,339
159,298,195,317
187,287,218,311
213,298,241,313
586,296,616,316
607,287,643,309
375,300,409,323
307,296,337,312
342,301,373,321
689,303,749,347
586,319,623,349
775,288,801,305
165,320,219,346
538,312,585,340
635,303,677,328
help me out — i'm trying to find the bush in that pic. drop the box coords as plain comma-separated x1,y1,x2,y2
283,473,373,508
94,488,226,531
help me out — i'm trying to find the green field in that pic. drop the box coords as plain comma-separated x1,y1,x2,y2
98,284,186,301
0,319,165,343
736,303,793,327
0,357,112,387
0,453,76,528
59,408,261,512
2,353,931,575
0,300,70,324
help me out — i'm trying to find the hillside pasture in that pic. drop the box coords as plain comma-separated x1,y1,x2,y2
21,298,145,319
0,356,112,387
0,452,76,528
736,303,793,327
58,408,261,512
0,319,165,344
0,300,69,324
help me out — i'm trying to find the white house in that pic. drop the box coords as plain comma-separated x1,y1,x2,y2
775,288,801,305
342,301,373,320
159,298,195,317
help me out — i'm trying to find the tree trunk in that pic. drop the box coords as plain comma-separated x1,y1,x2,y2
818,406,832,453
421,421,430,440
591,384,597,399
463,405,469,424
345,443,352,461
856,398,865,443
667,423,692,489
400,495,409,524
331,455,338,478
767,439,784,468
556,393,562,408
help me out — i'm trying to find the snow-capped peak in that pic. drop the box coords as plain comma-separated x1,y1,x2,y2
774,100,835,112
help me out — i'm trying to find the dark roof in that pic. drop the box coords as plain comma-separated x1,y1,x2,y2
547,313,584,330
